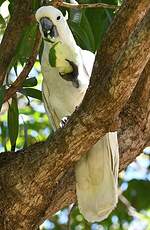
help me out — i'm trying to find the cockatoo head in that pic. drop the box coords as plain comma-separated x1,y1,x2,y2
35,6,68,43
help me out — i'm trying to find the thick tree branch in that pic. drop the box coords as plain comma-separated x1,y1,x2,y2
0,0,150,229
118,61,150,170
0,0,35,85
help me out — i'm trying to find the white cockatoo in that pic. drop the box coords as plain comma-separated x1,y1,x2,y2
36,6,119,222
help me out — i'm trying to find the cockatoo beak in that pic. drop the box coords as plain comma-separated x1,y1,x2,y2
40,17,58,39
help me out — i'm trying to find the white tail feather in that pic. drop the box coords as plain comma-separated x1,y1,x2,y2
75,132,119,222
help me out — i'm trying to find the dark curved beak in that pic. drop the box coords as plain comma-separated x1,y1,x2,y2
40,17,58,39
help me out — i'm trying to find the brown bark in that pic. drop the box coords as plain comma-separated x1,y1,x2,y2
0,0,150,229
119,60,150,170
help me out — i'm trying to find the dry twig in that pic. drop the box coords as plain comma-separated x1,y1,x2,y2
57,2,118,10
51,0,118,10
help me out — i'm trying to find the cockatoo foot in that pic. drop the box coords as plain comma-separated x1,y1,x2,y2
59,60,79,88
60,116,70,128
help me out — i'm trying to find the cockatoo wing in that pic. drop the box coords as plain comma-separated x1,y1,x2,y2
42,80,60,131
79,48,95,78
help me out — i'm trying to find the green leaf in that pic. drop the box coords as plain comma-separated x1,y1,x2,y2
22,77,38,87
8,97,19,151
32,0,41,12
49,42,59,67
12,23,38,66
0,14,6,29
68,0,117,52
85,0,117,50
0,121,7,151
0,85,5,111
124,179,150,211
20,88,42,101
8,0,15,16
0,0,5,6
69,10,95,52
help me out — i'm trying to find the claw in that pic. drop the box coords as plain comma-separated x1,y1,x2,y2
59,60,79,88
66,59,78,78
60,116,70,128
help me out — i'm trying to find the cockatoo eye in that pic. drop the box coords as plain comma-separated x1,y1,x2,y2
56,16,61,20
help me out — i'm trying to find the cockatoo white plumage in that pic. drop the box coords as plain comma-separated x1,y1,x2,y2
36,6,119,222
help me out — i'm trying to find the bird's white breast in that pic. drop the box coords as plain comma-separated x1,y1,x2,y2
41,42,89,122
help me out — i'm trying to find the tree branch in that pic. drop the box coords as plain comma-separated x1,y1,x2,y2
55,2,118,10
51,0,118,9
0,0,150,229
119,60,150,170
